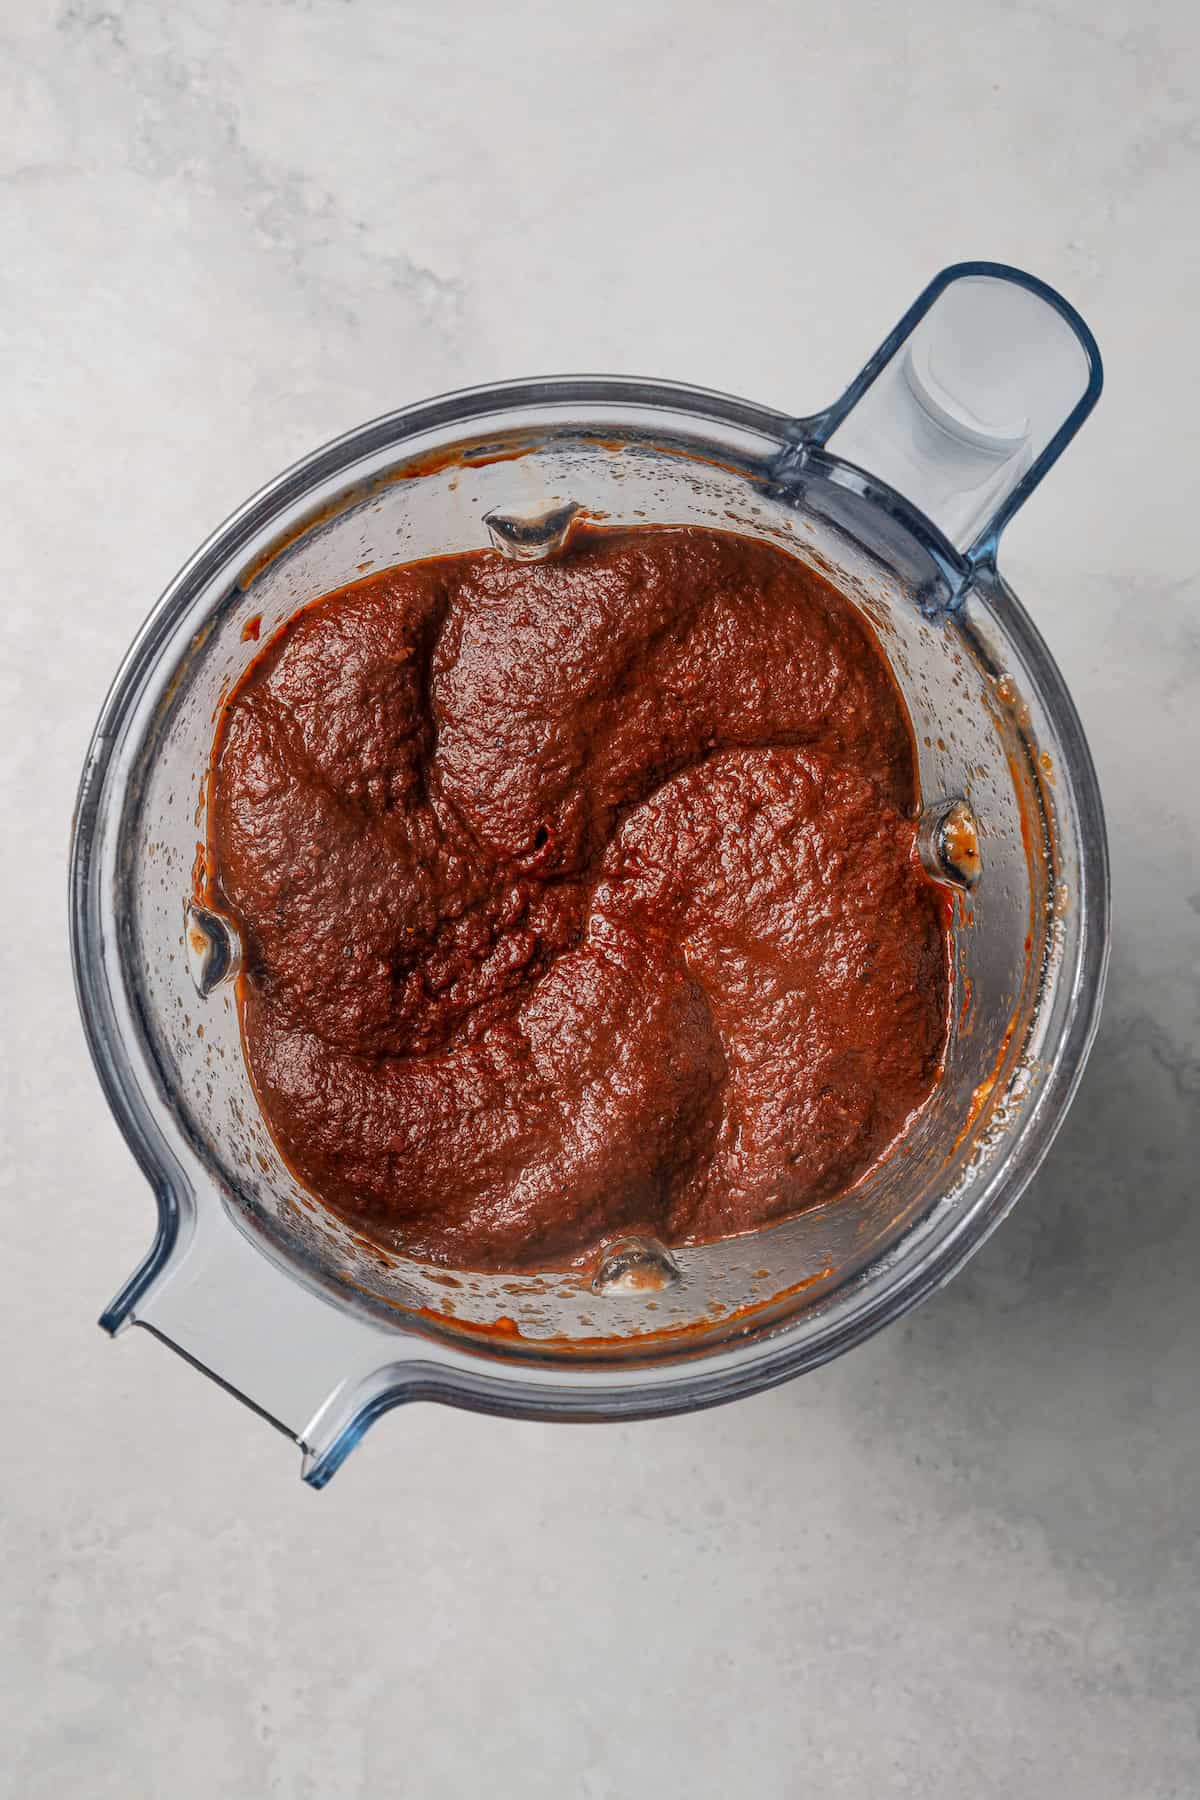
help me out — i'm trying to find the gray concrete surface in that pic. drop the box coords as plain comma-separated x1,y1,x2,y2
3,1,1198,1794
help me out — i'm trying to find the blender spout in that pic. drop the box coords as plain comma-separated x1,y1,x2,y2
110,1187,422,1481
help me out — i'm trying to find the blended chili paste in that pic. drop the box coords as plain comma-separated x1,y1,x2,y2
210,526,949,1268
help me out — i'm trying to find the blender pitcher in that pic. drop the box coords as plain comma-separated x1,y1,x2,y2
70,263,1107,1485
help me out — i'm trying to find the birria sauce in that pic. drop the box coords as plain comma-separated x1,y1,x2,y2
210,526,949,1269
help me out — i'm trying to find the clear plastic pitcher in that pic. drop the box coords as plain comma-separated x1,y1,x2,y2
71,263,1107,1484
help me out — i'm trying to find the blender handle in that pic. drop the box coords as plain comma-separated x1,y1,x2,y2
783,262,1102,577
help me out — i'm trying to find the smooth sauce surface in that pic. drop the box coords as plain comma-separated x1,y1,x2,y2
210,526,949,1268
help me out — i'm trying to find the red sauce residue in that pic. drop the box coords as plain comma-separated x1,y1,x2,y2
963,1011,1019,1133
235,442,550,590
235,436,754,591
993,672,1030,728
941,804,981,885
957,976,973,1034
207,525,951,1273
938,642,1057,1174
241,613,262,643
191,838,210,898
413,1264,837,1354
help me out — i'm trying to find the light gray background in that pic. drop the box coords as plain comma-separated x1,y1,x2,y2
4,2,1198,1794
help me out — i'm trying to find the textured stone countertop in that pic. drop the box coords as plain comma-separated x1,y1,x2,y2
4,2,1198,1795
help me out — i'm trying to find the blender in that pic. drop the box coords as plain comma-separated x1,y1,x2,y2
70,262,1107,1484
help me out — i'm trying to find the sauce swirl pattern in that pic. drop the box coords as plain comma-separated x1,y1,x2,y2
211,527,948,1268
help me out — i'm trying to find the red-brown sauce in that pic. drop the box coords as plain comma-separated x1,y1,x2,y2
209,526,950,1269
